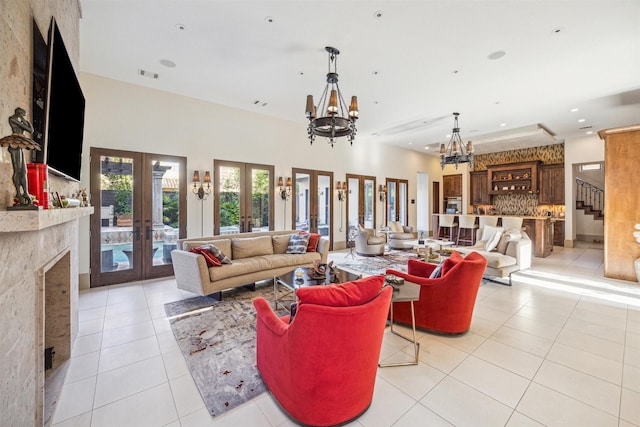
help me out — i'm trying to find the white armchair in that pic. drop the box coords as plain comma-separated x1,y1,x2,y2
355,226,385,256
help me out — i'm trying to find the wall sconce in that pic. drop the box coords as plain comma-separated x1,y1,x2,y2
336,181,347,201
379,184,387,202
193,170,211,200
278,176,292,201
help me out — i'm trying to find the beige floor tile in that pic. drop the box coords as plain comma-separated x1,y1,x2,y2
392,403,454,426
623,363,640,393
376,360,446,401
620,387,640,426
94,355,167,408
418,338,469,374
51,377,96,424
555,327,624,362
208,399,271,426
517,382,618,427
505,411,545,427
533,360,621,416
101,319,156,349
546,342,623,385
169,373,206,417
449,355,530,408
357,377,416,427
503,313,562,341
103,307,152,331
90,383,178,427
162,348,190,380
490,326,553,358
50,411,92,427
98,335,160,373
71,332,102,357
65,351,100,384
472,338,544,379
420,376,513,427
179,407,216,427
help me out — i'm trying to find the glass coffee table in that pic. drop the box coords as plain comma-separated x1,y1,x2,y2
274,267,362,312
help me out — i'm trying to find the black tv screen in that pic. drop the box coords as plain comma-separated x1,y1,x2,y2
34,18,85,182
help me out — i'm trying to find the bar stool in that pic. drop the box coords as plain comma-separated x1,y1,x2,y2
456,215,478,246
479,216,498,229
437,214,458,242
501,217,523,231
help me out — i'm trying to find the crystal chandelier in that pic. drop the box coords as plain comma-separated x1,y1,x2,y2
440,112,474,169
305,47,359,147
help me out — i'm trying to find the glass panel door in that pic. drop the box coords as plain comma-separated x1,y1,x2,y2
90,148,186,287
346,174,376,240
215,161,274,235
293,168,333,248
386,178,409,225
145,156,186,279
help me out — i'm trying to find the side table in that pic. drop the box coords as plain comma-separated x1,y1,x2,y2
379,280,421,367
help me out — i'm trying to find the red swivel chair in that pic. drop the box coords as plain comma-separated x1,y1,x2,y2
253,276,392,426
386,251,487,334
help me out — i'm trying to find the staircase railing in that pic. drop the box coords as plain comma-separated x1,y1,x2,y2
576,177,604,213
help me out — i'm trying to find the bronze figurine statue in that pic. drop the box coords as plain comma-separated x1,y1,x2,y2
0,107,41,209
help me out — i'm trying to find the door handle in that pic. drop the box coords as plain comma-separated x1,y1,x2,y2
247,216,252,232
133,226,141,241
145,225,152,240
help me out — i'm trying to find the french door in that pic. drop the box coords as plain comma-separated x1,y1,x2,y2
292,168,334,249
89,148,187,287
386,178,409,226
214,160,274,235
346,174,376,238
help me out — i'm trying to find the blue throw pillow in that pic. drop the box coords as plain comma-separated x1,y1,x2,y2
429,261,445,278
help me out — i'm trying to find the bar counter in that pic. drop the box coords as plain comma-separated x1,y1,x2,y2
431,213,559,257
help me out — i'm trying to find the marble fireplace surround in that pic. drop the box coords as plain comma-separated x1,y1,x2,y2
0,207,92,426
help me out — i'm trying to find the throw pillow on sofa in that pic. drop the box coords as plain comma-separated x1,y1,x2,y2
496,228,523,254
202,244,232,264
189,247,222,267
482,225,504,252
297,231,321,252
286,233,310,254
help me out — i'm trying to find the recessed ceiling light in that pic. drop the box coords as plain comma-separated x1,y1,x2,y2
551,27,564,35
452,70,460,74
298,71,304,76
160,59,176,68
586,131,594,135
373,101,379,104
408,142,412,145
372,71,379,76
445,134,451,138
570,108,579,112
578,118,586,123
175,24,186,31
500,123,506,127
494,101,501,105
265,16,275,23
424,146,429,150
373,10,384,19
487,50,506,60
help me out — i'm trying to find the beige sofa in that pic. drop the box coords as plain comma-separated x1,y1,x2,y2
454,227,532,285
171,230,329,296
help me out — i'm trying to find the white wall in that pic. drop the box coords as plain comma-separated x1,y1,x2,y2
79,73,444,275
563,134,605,246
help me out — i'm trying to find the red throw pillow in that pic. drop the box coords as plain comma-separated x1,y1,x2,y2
296,275,384,307
307,233,321,252
441,251,463,276
189,247,222,267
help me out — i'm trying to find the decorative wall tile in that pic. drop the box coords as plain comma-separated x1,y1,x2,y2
473,144,564,171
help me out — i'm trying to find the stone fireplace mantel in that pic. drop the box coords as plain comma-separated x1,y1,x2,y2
0,206,93,232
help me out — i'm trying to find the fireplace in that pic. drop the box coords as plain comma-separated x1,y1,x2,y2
0,207,92,426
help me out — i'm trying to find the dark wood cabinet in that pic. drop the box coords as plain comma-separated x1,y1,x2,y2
538,164,565,205
487,162,540,195
443,174,462,198
469,171,490,205
522,218,553,257
553,220,565,246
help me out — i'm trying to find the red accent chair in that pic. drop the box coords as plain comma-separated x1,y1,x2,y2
253,276,392,426
386,251,487,334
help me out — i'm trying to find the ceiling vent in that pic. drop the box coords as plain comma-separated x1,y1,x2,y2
468,124,560,154
138,69,159,79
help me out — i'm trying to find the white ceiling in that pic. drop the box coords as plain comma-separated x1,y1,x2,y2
78,0,640,156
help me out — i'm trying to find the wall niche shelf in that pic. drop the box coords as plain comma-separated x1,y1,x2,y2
487,161,540,195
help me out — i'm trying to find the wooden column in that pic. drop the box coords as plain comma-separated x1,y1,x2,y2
598,125,640,282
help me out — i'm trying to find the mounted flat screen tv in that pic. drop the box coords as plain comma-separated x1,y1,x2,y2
33,18,85,182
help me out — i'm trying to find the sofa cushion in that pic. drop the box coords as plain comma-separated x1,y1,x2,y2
272,234,293,254
286,233,310,254
273,234,294,254
367,235,385,245
481,251,517,269
296,275,384,307
389,221,403,232
232,235,274,259
208,256,273,281
388,232,414,240
264,252,321,269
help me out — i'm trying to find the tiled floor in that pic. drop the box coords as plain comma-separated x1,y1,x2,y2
52,242,640,427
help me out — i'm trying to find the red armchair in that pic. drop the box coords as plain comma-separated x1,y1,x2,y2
253,276,392,426
386,251,487,334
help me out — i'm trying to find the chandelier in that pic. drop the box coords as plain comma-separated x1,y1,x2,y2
439,112,474,169
305,47,359,147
